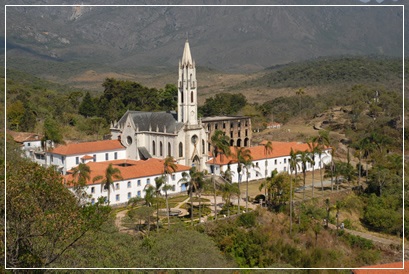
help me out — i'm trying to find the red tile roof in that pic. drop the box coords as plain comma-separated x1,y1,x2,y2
64,158,191,186
51,140,125,156
352,261,407,273
207,142,325,165
7,130,42,143
81,155,93,160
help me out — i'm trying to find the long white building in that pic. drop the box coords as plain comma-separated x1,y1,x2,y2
64,158,190,206
207,141,332,183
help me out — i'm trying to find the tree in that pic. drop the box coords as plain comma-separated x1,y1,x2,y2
70,163,91,204
78,91,96,117
263,141,273,177
179,167,205,225
259,169,278,205
220,181,240,217
6,161,110,268
43,117,64,145
268,172,292,208
92,163,122,204
295,88,305,109
297,150,312,201
210,130,231,219
289,148,300,234
163,156,178,230
307,141,319,198
313,130,330,192
233,147,253,212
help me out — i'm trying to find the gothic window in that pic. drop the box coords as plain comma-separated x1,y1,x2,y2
202,140,205,154
160,141,163,156
180,91,184,103
152,141,156,155
179,142,183,157
191,91,194,103
168,142,171,156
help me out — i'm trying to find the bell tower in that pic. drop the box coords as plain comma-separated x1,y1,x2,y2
178,40,198,125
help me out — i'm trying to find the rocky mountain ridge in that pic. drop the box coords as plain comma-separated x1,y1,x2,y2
4,2,405,73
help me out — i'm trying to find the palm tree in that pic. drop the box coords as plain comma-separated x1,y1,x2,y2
210,130,231,220
263,141,273,178
220,181,240,217
163,156,177,230
152,176,165,231
179,167,205,225
313,130,330,192
297,150,312,201
233,147,253,212
162,183,174,230
289,148,300,234
71,163,91,203
93,163,122,204
295,88,305,109
259,169,278,205
143,185,156,233
307,141,319,198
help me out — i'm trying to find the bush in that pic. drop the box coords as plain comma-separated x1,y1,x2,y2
237,212,257,228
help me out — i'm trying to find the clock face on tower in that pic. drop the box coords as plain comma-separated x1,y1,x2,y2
191,135,198,145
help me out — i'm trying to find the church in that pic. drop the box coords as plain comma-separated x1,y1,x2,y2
110,40,208,170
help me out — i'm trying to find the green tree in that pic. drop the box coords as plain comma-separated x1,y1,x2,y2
263,140,273,177
92,164,123,204
179,167,205,225
70,163,91,203
163,156,178,229
6,161,110,268
233,147,253,212
43,117,64,145
289,148,300,234
313,130,330,192
79,91,96,117
307,141,319,198
7,100,25,130
210,130,231,219
297,150,312,201
220,181,240,217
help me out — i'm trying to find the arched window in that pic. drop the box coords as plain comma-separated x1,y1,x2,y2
168,142,171,156
152,140,156,155
160,141,163,156
237,139,242,147
244,138,249,147
202,140,205,154
230,139,234,146
191,91,194,103
179,142,183,157
180,90,184,103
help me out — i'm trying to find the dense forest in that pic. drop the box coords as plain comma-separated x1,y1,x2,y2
2,55,406,269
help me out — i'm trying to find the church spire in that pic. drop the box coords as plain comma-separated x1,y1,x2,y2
181,39,193,66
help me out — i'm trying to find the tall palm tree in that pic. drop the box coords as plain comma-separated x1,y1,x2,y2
289,148,300,234
297,150,312,201
152,176,165,231
313,130,330,192
179,167,205,225
307,141,319,198
93,163,122,204
210,130,231,220
259,169,278,205
220,181,240,217
233,147,253,212
143,184,156,233
71,163,91,203
162,183,174,230
263,141,273,178
163,156,177,229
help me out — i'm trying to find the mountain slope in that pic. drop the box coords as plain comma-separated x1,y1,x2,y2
4,2,404,73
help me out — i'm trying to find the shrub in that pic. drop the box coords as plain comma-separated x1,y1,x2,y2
237,212,257,228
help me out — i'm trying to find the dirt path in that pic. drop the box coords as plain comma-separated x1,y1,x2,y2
114,209,139,235
327,223,408,261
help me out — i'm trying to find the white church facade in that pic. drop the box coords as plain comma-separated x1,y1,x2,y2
110,40,208,170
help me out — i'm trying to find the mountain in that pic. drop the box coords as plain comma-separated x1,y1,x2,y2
3,1,405,75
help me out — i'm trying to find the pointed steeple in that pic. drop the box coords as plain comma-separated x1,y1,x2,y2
181,39,193,66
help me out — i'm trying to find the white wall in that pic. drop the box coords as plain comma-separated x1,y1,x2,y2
69,170,188,206
48,149,127,174
207,149,332,183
